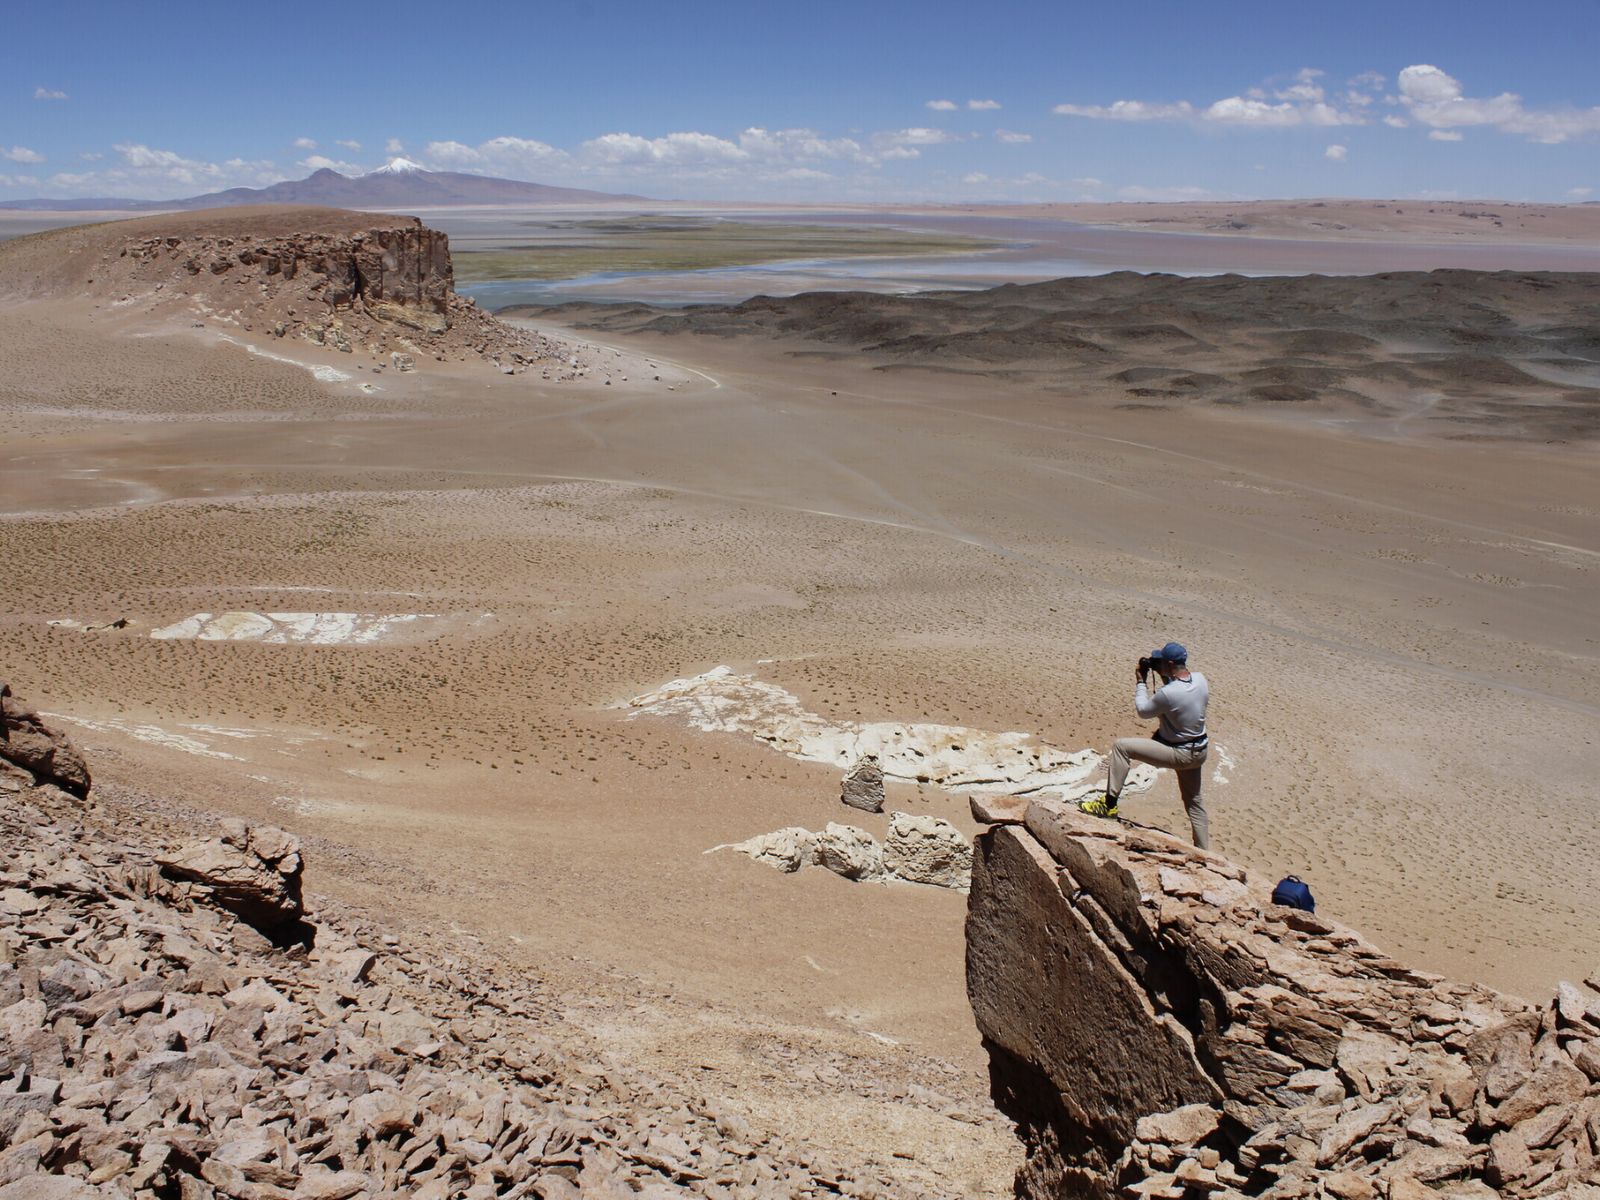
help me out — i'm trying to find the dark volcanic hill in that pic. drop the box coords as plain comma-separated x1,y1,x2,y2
0,157,647,212
516,269,1600,442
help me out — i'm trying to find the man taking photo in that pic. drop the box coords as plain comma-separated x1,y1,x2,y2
1080,641,1211,849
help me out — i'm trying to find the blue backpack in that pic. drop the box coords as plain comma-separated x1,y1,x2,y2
1271,875,1316,912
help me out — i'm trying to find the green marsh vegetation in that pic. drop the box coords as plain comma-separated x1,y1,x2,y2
451,215,997,283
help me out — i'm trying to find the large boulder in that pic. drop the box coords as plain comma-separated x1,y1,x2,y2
158,820,307,940
884,812,971,890
0,681,90,799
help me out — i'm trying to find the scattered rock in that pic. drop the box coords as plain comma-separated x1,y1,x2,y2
157,821,306,939
840,757,885,813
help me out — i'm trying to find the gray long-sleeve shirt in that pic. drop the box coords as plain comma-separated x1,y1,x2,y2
1134,672,1209,744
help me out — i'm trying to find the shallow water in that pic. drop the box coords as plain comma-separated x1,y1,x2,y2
448,208,1600,308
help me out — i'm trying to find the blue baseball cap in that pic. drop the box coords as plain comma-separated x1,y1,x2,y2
1149,641,1188,663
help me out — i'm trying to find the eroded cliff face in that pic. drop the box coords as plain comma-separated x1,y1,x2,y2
119,220,455,316
0,207,557,370
966,799,1600,1199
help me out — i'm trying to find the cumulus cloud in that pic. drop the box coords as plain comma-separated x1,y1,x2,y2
995,129,1032,143
23,144,286,199
33,87,67,101
298,154,360,173
968,99,1001,110
2,146,45,164
1427,129,1463,142
1325,143,1348,161
1053,99,1195,121
1397,63,1600,143
1567,187,1592,198
1056,67,1366,129
926,99,958,111
1383,114,1410,128
385,138,406,155
869,127,964,160
425,136,566,173
292,137,318,150
337,139,361,151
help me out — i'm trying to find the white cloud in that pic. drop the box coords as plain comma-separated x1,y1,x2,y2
925,99,958,111
1348,71,1386,89
385,137,406,155
425,136,566,173
1567,187,1593,198
33,87,67,101
292,137,318,150
2,146,45,164
298,154,360,173
967,99,1001,111
21,144,286,199
1383,114,1410,128
868,127,964,161
995,129,1033,144
962,172,990,184
1397,63,1600,144
1427,129,1463,142
79,152,102,161
1055,68,1368,130
0,174,40,188
1325,143,1348,161
336,139,362,151
1053,99,1195,121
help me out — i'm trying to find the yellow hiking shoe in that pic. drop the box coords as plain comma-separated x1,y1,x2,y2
1078,794,1119,820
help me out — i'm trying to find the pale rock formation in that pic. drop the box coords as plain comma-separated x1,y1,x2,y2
0,683,89,800
965,797,1600,1200
840,756,886,813
723,827,816,873
718,814,970,891
814,823,885,881
884,813,973,891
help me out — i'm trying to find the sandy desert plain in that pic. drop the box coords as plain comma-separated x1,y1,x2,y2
1,199,1598,1193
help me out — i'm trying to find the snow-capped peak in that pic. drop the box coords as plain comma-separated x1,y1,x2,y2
366,157,427,176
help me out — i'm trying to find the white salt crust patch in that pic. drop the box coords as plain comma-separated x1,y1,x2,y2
627,665,1158,800
147,611,477,645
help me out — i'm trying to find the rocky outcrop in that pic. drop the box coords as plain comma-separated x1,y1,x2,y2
0,683,89,800
156,819,307,942
121,220,454,314
966,798,1600,1199
0,207,563,373
0,776,951,1198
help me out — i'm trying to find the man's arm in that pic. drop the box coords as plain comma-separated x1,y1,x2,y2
1134,679,1170,718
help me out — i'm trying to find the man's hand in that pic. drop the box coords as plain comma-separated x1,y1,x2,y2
1135,666,1148,684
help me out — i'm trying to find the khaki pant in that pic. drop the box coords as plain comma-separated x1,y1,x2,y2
1108,737,1209,849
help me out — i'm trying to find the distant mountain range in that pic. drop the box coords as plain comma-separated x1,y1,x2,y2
0,158,648,212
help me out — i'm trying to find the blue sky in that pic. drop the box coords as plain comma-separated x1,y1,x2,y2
5,0,1597,203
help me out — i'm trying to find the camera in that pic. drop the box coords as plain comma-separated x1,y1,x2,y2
1138,656,1154,673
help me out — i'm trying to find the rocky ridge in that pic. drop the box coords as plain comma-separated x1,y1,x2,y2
966,797,1600,1200
0,689,974,1199
0,208,563,374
